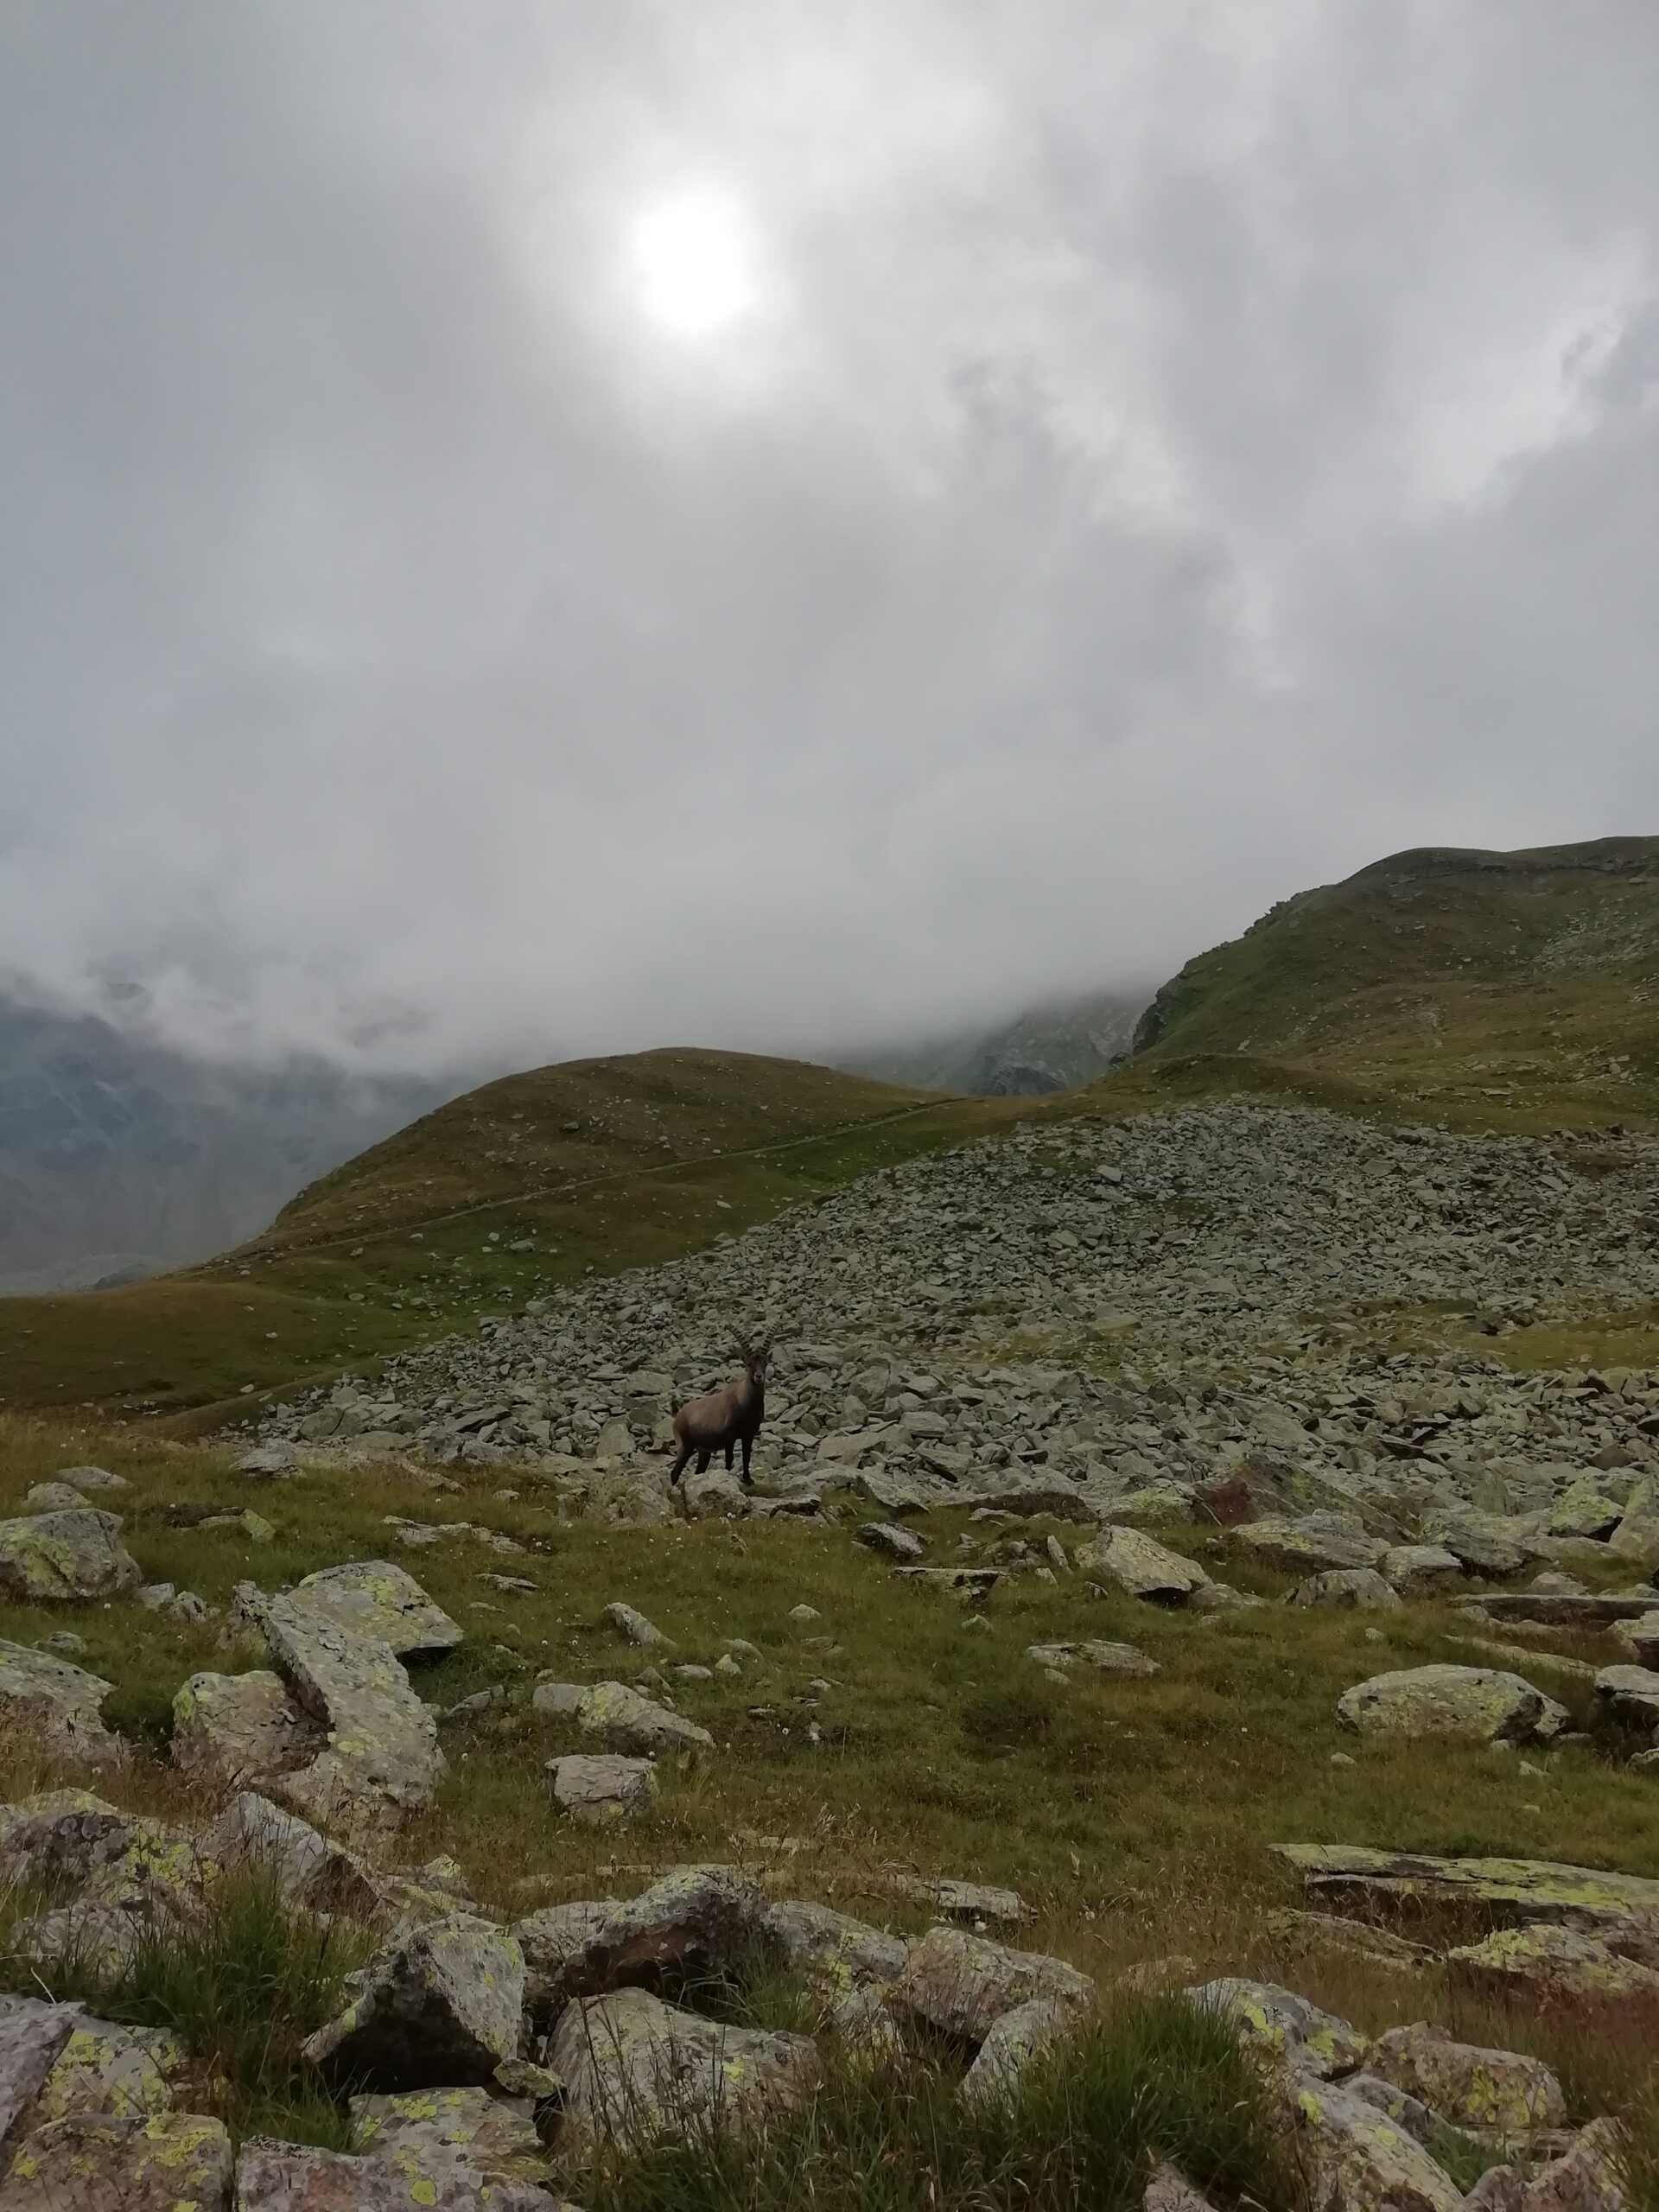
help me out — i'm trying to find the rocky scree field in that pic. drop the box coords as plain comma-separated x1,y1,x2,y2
2,1101,1659,2205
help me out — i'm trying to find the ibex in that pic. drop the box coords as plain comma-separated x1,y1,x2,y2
670,1334,771,1488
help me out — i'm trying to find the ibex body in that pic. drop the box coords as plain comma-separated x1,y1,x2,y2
671,1336,771,1487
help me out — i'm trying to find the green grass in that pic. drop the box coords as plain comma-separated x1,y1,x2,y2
571,1989,1305,2212
0,1857,367,2148
0,1051,1024,1422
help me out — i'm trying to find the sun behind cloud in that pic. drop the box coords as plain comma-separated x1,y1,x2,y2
628,188,759,338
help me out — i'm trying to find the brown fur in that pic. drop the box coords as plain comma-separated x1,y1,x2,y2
671,1335,771,1487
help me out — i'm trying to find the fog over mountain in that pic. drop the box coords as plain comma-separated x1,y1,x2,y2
5,5,1659,1086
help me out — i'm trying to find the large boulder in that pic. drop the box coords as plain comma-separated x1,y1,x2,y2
548,1987,817,2148
246,1589,444,1823
893,1926,1095,2044
1336,1666,1567,1746
1076,1527,1209,1604
286,1561,462,1657
1446,1923,1659,2008
1594,1664,1659,1740
0,2110,232,2211
1370,2023,1564,2131
1186,1980,1370,2080
0,1649,124,1768
1236,1515,1387,1574
170,1671,319,1783
517,1866,771,2028
302,1916,525,2090
575,1681,713,1756
0,1511,142,1605
233,2138,566,2210
1287,2076,1464,2212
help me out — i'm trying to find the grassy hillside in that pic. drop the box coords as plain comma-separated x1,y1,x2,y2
1130,838,1659,1129
0,1051,1018,1422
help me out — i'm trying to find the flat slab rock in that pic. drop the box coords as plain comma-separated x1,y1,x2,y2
0,1644,124,1768
1027,1640,1159,1677
1336,1665,1567,1746
1076,1527,1208,1603
233,2137,572,2210
887,1874,1028,1925
549,1986,817,2148
1278,1844,1659,1933
302,1916,526,2091
0,1510,143,1605
1236,1515,1388,1574
0,2110,232,2212
286,1560,463,1656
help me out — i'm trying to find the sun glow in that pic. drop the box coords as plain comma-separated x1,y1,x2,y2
629,190,759,337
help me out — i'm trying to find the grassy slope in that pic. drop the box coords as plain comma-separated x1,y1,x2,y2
1130,837,1659,1132
2,1411,1654,2183
0,1051,1021,1423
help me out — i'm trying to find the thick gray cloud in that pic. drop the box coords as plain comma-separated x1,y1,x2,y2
3,2,1657,1076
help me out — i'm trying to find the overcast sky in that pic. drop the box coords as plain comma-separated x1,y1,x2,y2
3,3,1657,1077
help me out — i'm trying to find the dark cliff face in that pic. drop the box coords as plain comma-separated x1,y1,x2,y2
0,995,451,1290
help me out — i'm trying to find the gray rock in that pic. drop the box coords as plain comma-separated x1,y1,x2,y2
349,2083,550,2189
0,1510,143,1605
1378,1544,1465,1592
238,1444,297,1478
855,1521,928,1562
1186,1979,1370,2079
1594,1663,1659,1739
549,1987,817,2147
302,1916,526,2089
233,2137,565,2209
1287,2075,1463,2212
547,1753,658,1824
760,1900,907,1987
287,1560,463,1656
1337,1666,1568,1747
959,1997,1078,2108
1288,1568,1402,1611
23,1484,90,1513
0,1643,124,1767
1076,1526,1208,1603
531,1679,584,1716
517,1865,772,2027
894,1926,1095,2043
1027,1640,1159,1677
0,2110,232,2211
0,1998,82,2152
601,1601,668,1646
575,1681,712,1756
1237,1515,1388,1574
1370,2022,1565,2132
54,1465,129,1494
170,1670,318,1783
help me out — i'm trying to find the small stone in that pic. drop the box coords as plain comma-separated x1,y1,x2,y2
576,1681,712,1756
788,1603,822,1623
856,1522,927,1562
1027,1640,1159,1678
603,1601,669,1646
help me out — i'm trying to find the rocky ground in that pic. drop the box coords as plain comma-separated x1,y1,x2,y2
5,1100,1659,2207
261,1102,1659,1541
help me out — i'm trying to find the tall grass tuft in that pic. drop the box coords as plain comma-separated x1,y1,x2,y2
576,1989,1306,2212
3,1859,367,2148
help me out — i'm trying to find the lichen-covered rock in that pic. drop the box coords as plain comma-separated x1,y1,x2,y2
1342,2070,1436,2147
1378,1545,1465,1592
0,2109,232,2211
1518,2120,1626,2212
1610,1477,1659,1565
857,1521,927,1562
1075,1527,1209,1604
894,1926,1095,2044
1544,1481,1624,1541
547,1754,658,1824
200,1792,379,1917
247,1589,444,1823
518,1866,771,2028
1446,1923,1659,2007
0,1999,81,2152
1611,1613,1659,1668
1277,1842,1659,1930
1594,1664,1659,1739
1186,1980,1370,2080
288,1561,463,1656
1288,1569,1402,1611
1370,2023,1565,2132
349,2084,550,2186
1336,1666,1567,1746
1237,1515,1388,1574
32,2018,181,2125
170,1671,319,1783
302,1916,525,2090
0,1510,143,1605
232,2137,568,2209
22,1484,90,1513
761,1900,907,1991
1287,2075,1464,2212
1421,1510,1538,1577
1027,1640,1160,1677
0,1790,134,1887
0,1645,124,1768
958,1997,1078,2109
549,1987,817,2147
575,1681,713,1756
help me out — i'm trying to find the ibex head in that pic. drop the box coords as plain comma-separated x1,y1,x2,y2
729,1332,772,1389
